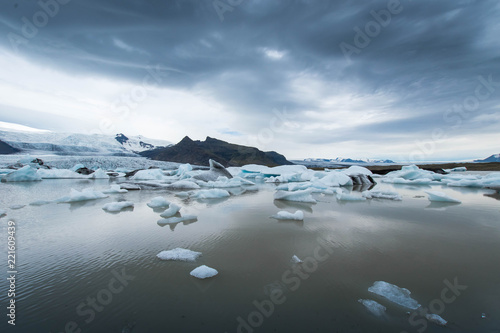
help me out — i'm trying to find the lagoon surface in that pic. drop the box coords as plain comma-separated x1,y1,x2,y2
1,177,499,333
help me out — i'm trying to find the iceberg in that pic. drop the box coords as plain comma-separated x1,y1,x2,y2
147,196,170,208
117,183,141,191
368,281,421,310
102,201,134,212
358,299,386,316
103,185,128,194
315,172,353,187
343,166,373,176
444,167,466,172
157,215,198,225
56,188,108,203
362,190,402,201
271,210,304,220
291,255,303,263
167,180,201,189
29,200,53,206
130,169,165,180
174,163,193,178
192,159,233,181
425,313,447,326
425,191,461,203
160,203,181,217
190,265,218,279
191,189,230,199
89,168,110,179
274,189,317,203
156,248,201,261
37,169,87,179
336,193,366,201
2,166,42,182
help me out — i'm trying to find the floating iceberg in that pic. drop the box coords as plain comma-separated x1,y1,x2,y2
190,265,218,279
368,281,421,310
362,190,402,201
89,168,110,179
147,196,170,208
56,188,108,203
2,166,42,182
336,193,366,201
291,255,303,263
191,189,230,199
174,163,193,178
315,172,353,187
274,189,316,203
156,248,201,261
157,215,198,225
103,185,128,194
102,201,134,212
444,167,467,172
192,159,233,182
160,203,181,217
343,166,373,176
425,191,461,203
130,169,165,180
271,210,304,220
167,180,201,189
425,313,447,326
358,299,386,316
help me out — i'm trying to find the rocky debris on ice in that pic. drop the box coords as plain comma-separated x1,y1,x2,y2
271,210,304,221
160,203,181,217
156,248,201,261
2,165,42,182
191,189,230,199
102,201,134,212
190,265,218,279
362,190,402,201
103,185,128,194
147,196,170,208
117,183,141,191
425,191,461,203
368,281,421,310
56,188,108,203
274,189,317,203
358,299,386,316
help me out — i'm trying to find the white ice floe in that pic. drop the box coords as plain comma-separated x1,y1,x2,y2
425,191,461,203
358,299,386,316
191,189,230,199
362,190,402,201
103,185,128,194
271,210,304,221
274,189,317,203
190,265,218,279
368,281,421,310
444,166,467,172
200,176,255,188
102,201,134,212
2,166,42,182
159,203,181,218
56,188,108,203
336,193,366,201
315,172,353,187
156,248,201,261
291,255,303,263
174,163,193,178
343,165,373,176
131,169,165,180
147,196,170,208
157,215,198,225
89,168,110,179
425,313,447,326
383,165,441,183
37,168,87,179
167,180,201,189
240,164,308,176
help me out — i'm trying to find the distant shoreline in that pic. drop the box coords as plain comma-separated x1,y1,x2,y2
367,162,500,172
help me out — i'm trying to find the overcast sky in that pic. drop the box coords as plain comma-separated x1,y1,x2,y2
0,0,499,161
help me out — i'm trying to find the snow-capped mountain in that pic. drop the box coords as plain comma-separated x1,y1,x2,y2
303,157,395,164
474,154,500,163
0,127,172,156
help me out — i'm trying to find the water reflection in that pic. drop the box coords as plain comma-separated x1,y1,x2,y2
425,201,462,210
273,200,314,213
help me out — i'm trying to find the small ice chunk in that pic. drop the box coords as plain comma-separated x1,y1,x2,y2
425,313,447,326
274,189,317,203
157,215,198,225
190,265,218,279
271,210,304,221
368,281,421,310
147,196,170,208
291,255,303,263
56,188,108,203
102,201,134,212
131,169,165,180
336,193,366,201
103,185,128,194
191,189,230,199
9,205,25,210
358,299,386,316
2,166,42,182
445,167,467,172
89,168,110,179
156,248,201,261
362,190,402,201
425,191,461,203
160,203,181,217
168,180,201,189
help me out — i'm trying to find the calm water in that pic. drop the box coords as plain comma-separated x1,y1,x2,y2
0,177,499,333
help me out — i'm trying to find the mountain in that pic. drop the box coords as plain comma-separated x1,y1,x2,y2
0,139,20,154
474,154,500,163
140,136,293,167
0,129,171,156
303,157,395,164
